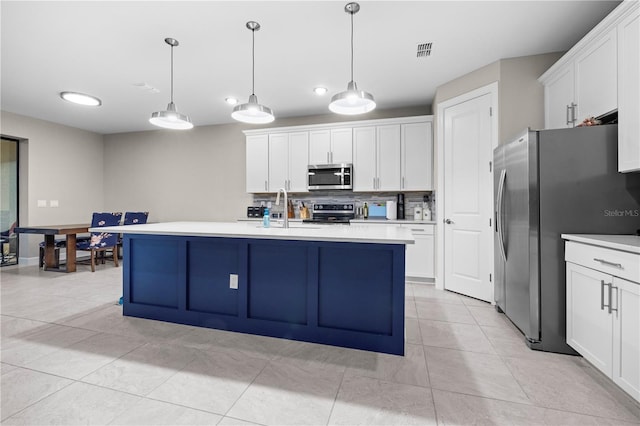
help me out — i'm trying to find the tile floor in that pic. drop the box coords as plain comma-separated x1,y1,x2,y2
1,263,639,425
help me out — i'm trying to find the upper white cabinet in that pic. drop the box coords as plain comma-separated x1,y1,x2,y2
246,134,269,193
540,1,639,172
542,27,617,128
268,132,309,193
309,128,353,165
401,121,433,191
353,125,401,192
618,6,640,172
244,115,433,193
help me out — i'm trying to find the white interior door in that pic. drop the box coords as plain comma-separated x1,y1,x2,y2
442,92,494,302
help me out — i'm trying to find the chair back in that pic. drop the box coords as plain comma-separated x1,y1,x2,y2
89,212,122,248
123,211,149,225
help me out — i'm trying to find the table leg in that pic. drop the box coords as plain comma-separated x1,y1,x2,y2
65,234,77,272
43,235,58,269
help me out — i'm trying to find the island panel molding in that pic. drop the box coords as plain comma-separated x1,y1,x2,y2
120,232,406,355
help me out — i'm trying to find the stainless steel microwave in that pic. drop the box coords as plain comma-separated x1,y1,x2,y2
308,164,353,190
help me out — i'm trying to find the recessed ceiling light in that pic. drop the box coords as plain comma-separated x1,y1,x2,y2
313,87,328,95
60,91,102,106
225,97,239,105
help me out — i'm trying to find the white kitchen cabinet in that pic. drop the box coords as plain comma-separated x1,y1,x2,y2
309,128,352,165
246,134,269,192
353,125,401,192
401,121,433,191
268,132,309,193
402,224,435,279
564,238,640,402
543,64,576,129
617,5,640,172
574,27,617,121
542,27,617,129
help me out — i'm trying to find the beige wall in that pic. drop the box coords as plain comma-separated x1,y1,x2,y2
103,106,430,223
1,111,105,258
434,52,563,145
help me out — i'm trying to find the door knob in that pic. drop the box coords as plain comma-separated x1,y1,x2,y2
445,219,454,224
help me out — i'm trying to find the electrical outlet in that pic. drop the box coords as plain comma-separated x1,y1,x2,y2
229,274,238,289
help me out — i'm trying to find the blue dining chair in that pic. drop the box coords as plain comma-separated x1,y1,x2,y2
116,211,149,259
77,212,122,272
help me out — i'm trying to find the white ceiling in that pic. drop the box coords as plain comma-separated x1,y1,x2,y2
1,1,621,135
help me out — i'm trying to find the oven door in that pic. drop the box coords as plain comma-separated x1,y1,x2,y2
308,164,352,190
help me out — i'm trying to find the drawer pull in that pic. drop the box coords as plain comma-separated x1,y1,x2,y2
593,258,623,269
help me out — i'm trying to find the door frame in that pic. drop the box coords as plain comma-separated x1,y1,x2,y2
435,82,499,292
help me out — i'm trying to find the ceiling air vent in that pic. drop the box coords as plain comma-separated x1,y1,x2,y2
416,42,432,58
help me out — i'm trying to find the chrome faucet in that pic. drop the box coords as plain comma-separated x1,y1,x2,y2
275,187,289,229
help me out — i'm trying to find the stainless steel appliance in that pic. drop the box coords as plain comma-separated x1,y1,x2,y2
307,164,353,190
303,203,355,224
494,125,640,354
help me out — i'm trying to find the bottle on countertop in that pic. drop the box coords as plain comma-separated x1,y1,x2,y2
287,200,295,219
363,202,369,219
263,208,270,228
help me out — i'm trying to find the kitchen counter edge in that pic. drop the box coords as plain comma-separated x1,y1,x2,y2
561,234,640,254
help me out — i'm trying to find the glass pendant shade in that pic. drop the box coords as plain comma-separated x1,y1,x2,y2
232,94,275,124
149,101,193,129
150,38,193,130
329,80,376,115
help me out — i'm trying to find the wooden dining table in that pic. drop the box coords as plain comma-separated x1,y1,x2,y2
14,224,90,272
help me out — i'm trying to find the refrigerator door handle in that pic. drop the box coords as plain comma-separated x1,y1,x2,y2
496,169,507,261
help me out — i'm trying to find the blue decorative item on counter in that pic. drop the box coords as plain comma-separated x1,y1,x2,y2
263,208,270,228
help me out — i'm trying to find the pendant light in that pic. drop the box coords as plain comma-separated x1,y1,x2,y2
232,21,275,124
149,38,193,130
329,2,376,115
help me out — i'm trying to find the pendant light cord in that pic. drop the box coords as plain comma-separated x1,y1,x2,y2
251,28,256,96
170,44,174,103
350,10,354,82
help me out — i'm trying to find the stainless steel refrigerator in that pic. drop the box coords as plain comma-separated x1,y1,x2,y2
493,125,640,354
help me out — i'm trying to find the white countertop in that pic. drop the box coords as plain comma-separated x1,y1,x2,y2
562,234,640,254
237,218,435,225
95,221,415,245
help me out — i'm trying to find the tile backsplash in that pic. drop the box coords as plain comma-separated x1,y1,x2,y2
252,191,435,220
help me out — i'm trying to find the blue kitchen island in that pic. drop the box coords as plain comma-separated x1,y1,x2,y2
95,222,413,355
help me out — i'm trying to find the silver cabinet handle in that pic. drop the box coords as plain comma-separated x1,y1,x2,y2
610,285,618,315
402,177,405,189
571,102,577,125
593,258,623,269
265,180,268,191
566,104,572,126
445,219,454,224
601,280,606,310
602,280,613,312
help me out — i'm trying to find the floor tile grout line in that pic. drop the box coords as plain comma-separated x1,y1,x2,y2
324,357,348,426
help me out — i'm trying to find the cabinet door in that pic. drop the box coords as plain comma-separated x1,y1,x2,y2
575,27,617,121
404,225,435,279
288,132,309,192
612,276,640,401
330,128,353,164
246,134,269,193
402,122,433,190
566,262,613,375
309,130,331,164
377,125,401,191
544,64,575,129
618,8,640,173
353,127,377,192
268,133,289,192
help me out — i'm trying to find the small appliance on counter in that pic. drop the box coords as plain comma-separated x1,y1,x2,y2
247,206,265,218
397,193,405,220
303,203,355,224
368,203,386,219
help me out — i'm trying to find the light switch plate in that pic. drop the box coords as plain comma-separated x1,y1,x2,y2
229,274,238,289
37,200,47,207
50,200,59,207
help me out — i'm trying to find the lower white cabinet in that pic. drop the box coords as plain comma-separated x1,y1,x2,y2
565,240,640,402
402,224,434,279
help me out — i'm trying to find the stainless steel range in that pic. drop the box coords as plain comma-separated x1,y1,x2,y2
303,203,355,224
